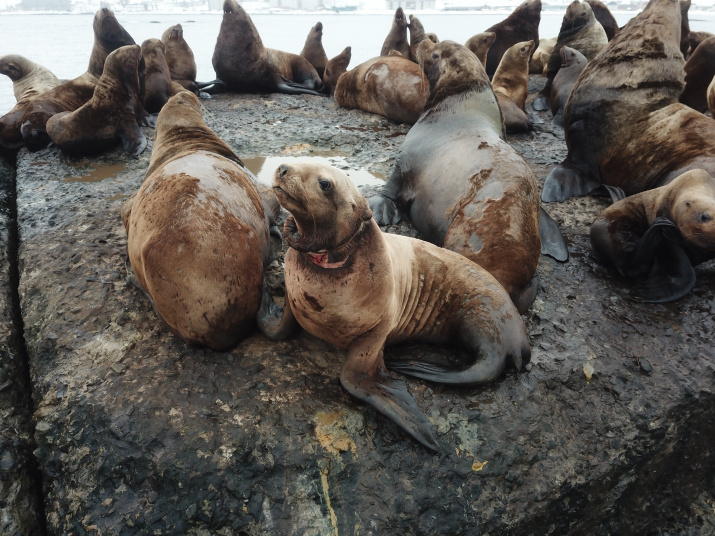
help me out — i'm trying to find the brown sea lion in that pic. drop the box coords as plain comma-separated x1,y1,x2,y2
368,40,567,314
0,55,61,151
19,7,135,150
141,38,184,114
122,91,273,351
322,46,351,95
212,0,323,95
528,36,555,74
46,45,147,156
590,169,715,302
260,161,530,450
300,21,328,79
407,14,427,63
484,0,541,78
688,31,714,56
585,0,619,41
681,36,715,113
532,0,607,111
680,0,691,56
380,7,410,58
492,40,535,133
708,74,715,117
542,0,715,202
333,55,429,125
550,46,587,127
161,24,200,94
465,31,496,68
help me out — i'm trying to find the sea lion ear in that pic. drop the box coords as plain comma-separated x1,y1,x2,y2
356,194,373,222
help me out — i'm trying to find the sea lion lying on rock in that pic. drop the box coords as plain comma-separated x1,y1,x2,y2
46,45,148,156
368,39,567,314
0,54,61,151
122,91,274,351
590,169,715,302
20,7,135,149
212,0,323,95
542,0,715,203
260,162,531,450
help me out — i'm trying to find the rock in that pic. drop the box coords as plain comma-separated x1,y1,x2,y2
7,88,715,535
0,154,44,535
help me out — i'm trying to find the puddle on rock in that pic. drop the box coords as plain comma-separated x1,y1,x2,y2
243,155,385,187
105,193,130,201
62,163,128,183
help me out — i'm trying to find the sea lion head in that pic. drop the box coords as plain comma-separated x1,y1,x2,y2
155,90,203,132
563,0,594,31
668,170,715,251
418,40,490,105
273,162,372,253
506,40,536,63
310,21,324,42
515,0,542,17
164,23,184,41
0,55,33,82
560,45,586,68
94,7,135,51
323,46,351,95
103,44,143,95
393,7,407,29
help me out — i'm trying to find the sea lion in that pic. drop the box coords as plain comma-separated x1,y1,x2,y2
368,40,566,313
122,91,273,351
484,0,541,78
491,40,535,133
322,46,351,95
680,36,715,113
300,22,328,79
260,162,530,450
532,0,607,111
708,74,715,117
141,38,184,114
408,15,427,63
541,0,715,203
680,0,691,56
380,7,410,58
161,24,200,94
528,36,555,74
0,55,61,151
19,7,135,150
333,55,429,125
585,0,619,41
465,32,496,68
550,46,587,127
590,169,715,302
46,45,147,156
688,31,714,56
212,0,323,95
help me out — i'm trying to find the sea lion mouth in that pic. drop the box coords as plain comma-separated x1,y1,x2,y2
272,185,302,208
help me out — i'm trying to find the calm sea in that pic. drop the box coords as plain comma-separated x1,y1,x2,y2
1,10,714,114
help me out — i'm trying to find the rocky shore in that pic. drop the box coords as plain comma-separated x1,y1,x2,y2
1,82,714,535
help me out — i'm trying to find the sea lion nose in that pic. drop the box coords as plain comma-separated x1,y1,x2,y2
277,164,292,179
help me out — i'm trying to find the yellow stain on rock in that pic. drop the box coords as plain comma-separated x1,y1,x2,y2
320,468,340,536
472,460,488,472
314,411,357,455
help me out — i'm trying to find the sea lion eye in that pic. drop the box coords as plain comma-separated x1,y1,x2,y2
326,69,331,76
432,52,439,60
318,179,332,192
700,213,712,223
521,47,526,52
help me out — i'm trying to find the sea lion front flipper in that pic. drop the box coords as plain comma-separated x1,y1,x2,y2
532,92,550,111
368,193,401,225
539,207,569,261
120,123,147,156
541,162,600,202
634,218,696,303
257,286,298,340
341,331,439,451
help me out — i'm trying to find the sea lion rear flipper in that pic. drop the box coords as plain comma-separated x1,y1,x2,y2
257,286,298,340
532,92,550,111
368,193,401,225
120,123,147,156
633,218,696,302
342,330,439,451
551,109,564,127
539,207,569,261
542,162,600,202
196,79,226,91
601,184,626,204
276,76,326,97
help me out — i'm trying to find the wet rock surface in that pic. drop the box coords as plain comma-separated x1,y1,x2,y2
6,83,715,535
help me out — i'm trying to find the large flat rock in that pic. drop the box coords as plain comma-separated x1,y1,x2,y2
14,90,715,535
